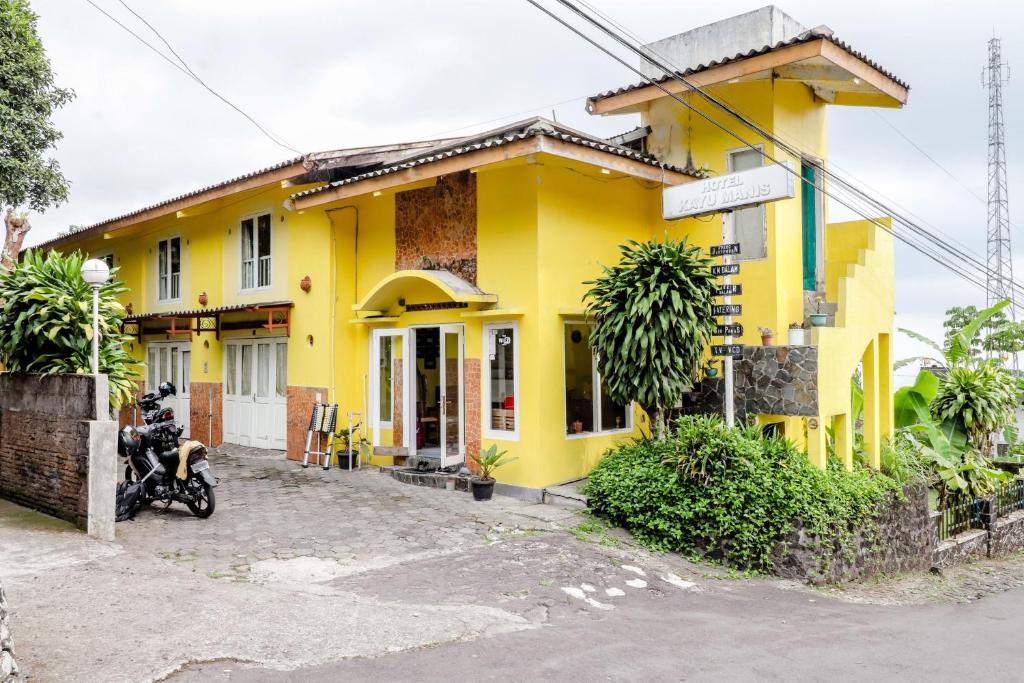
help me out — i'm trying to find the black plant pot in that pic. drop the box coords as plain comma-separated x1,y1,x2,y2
471,478,495,501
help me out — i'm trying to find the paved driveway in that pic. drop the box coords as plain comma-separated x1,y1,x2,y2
6,445,1024,682
0,446,704,681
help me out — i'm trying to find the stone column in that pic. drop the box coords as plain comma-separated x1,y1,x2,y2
0,580,17,680
861,337,881,470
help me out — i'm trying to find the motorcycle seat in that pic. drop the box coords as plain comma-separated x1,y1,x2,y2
157,449,180,469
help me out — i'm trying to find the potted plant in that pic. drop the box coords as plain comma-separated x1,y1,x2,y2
468,445,518,501
808,301,828,327
704,361,719,378
787,322,805,346
758,326,775,346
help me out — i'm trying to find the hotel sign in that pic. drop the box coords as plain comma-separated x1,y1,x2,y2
662,162,796,220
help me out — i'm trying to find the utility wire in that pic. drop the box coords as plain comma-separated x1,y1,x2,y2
529,0,1024,308
554,0,1014,293
83,0,302,155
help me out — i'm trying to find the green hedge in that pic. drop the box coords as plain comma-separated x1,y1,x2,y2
585,415,903,571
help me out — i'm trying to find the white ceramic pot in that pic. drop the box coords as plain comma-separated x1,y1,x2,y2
787,328,805,346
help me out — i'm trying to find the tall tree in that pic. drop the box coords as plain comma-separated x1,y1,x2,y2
0,0,74,269
584,238,717,436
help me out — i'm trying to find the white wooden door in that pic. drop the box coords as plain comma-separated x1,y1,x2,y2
223,339,287,450
439,325,464,469
146,341,191,438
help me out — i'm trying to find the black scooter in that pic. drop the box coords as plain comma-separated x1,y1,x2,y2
118,382,217,518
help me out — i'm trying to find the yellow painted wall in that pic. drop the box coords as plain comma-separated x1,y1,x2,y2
646,80,829,344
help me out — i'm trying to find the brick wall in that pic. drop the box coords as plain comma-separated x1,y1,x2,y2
0,374,101,530
189,382,223,447
286,385,327,461
395,171,477,283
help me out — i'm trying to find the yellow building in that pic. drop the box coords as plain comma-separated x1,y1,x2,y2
42,8,905,495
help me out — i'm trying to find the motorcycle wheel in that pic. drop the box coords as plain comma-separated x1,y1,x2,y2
186,479,215,519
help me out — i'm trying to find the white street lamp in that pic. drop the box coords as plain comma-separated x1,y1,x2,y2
80,259,111,375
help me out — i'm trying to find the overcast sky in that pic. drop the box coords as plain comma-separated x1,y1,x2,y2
24,0,1024,374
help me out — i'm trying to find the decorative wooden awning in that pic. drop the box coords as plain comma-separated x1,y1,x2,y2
122,301,293,340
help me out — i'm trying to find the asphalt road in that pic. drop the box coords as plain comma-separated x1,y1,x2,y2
187,578,1024,682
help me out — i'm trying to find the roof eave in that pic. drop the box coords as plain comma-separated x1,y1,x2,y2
37,160,309,251
289,133,694,212
587,37,908,116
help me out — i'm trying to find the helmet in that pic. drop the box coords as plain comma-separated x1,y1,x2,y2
158,381,177,397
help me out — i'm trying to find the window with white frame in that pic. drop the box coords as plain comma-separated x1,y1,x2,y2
157,237,181,301
241,213,272,289
564,322,630,436
726,147,767,261
485,322,518,438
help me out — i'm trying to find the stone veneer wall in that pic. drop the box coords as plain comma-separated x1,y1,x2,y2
189,382,223,448
394,171,477,283
0,580,15,681
772,484,936,584
393,358,404,448
286,386,328,461
464,358,481,473
681,345,818,422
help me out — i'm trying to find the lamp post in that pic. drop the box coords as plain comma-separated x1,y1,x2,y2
80,259,111,375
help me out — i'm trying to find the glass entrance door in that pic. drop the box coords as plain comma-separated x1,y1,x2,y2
439,325,464,468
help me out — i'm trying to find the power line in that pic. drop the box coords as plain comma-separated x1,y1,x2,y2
528,0,1024,309
82,0,302,155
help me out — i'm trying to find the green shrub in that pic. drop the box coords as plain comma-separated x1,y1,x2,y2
0,249,139,409
586,415,902,571
879,434,929,485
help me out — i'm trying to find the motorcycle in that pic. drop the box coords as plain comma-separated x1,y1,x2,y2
118,382,218,519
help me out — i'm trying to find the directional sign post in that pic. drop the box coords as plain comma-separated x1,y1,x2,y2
719,240,739,427
664,162,796,427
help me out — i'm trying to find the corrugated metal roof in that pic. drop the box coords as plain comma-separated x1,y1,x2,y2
587,28,908,105
125,300,293,322
291,117,694,201
35,139,455,250
36,157,307,249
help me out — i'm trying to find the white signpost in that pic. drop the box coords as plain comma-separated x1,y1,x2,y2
663,162,796,426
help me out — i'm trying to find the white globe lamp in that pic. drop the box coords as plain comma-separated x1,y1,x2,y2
80,259,111,375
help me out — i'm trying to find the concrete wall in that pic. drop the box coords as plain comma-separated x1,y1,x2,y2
0,374,116,540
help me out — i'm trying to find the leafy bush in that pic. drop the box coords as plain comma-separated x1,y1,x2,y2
586,415,902,571
932,363,1018,457
0,250,139,409
879,434,928,485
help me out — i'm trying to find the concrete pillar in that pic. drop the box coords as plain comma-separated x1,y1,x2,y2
862,337,881,470
878,332,895,442
806,415,827,469
87,374,116,542
834,412,853,471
